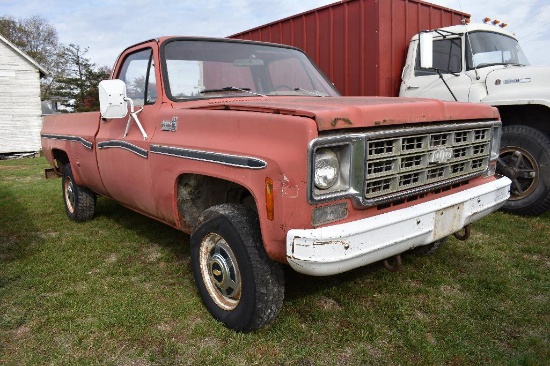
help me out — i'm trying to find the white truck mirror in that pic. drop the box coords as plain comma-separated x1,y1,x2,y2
419,32,433,69
99,79,129,119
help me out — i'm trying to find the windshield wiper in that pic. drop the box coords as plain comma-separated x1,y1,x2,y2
474,62,509,69
199,86,265,97
293,88,325,97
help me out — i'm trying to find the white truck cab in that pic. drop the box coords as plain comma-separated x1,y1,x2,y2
401,23,550,215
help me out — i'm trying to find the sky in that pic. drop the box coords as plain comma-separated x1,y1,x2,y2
1,0,549,68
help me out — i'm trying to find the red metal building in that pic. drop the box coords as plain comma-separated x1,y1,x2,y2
230,0,469,97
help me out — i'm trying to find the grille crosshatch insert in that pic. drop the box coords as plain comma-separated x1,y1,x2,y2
364,126,492,199
309,121,499,207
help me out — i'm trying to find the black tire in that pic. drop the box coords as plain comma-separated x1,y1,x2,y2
497,125,550,216
190,204,284,332
410,237,447,256
62,164,96,222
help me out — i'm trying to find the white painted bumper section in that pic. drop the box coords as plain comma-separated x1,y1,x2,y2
287,177,511,276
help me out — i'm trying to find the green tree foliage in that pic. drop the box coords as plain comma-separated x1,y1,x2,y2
50,44,111,112
0,15,110,111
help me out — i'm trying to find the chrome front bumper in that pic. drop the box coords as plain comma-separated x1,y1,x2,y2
286,177,511,276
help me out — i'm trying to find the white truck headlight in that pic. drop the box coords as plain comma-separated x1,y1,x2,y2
314,148,340,189
486,122,502,177
490,124,502,161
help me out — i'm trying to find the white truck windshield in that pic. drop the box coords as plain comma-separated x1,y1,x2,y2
466,31,530,69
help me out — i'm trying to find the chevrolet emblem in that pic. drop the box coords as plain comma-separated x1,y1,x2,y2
428,147,453,164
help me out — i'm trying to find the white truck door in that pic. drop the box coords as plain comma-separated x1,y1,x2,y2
401,37,472,102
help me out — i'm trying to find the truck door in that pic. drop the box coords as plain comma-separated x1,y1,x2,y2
96,45,161,215
401,37,472,102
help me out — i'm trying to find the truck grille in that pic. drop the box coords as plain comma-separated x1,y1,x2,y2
364,124,491,200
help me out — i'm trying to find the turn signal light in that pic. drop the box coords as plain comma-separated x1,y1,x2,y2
265,177,274,221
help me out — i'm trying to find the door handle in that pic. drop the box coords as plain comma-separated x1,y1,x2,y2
407,85,420,90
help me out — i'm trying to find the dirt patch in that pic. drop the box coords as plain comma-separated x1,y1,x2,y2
317,296,342,311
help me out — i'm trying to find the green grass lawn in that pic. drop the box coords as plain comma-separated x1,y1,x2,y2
1,157,549,365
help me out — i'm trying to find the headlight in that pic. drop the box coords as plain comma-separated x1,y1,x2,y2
486,122,502,177
314,148,339,189
308,137,360,204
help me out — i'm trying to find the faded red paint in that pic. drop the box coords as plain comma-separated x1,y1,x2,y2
192,96,499,131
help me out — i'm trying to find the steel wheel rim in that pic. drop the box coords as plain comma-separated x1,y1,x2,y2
498,146,539,201
64,176,75,213
199,233,241,310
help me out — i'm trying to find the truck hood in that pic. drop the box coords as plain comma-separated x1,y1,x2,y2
188,96,499,131
485,65,550,104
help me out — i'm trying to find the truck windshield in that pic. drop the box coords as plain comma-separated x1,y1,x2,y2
466,31,530,69
162,40,339,100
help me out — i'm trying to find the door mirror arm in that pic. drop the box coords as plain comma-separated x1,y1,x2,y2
123,99,147,140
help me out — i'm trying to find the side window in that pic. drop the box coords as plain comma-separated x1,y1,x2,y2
118,48,157,106
415,38,462,76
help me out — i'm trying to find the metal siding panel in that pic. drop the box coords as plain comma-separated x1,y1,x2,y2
346,0,363,96
392,0,408,97
304,13,319,61
378,0,394,96
363,0,380,96
380,0,412,97
292,16,306,50
430,6,445,28
282,19,294,45
317,9,332,83
332,5,347,95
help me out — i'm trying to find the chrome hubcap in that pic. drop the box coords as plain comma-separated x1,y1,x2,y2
64,177,75,212
199,233,241,310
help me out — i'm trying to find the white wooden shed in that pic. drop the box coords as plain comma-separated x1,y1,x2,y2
0,33,47,154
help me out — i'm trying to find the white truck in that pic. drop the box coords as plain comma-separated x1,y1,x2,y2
233,4,548,216
401,22,550,215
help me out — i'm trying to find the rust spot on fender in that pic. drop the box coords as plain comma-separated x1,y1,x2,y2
374,118,398,126
281,175,299,198
331,117,353,127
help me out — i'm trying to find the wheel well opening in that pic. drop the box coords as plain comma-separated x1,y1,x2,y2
176,174,256,232
52,150,69,175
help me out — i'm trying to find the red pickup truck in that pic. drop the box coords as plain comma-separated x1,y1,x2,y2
41,37,511,331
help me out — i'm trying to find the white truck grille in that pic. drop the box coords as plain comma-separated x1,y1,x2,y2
364,126,491,199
